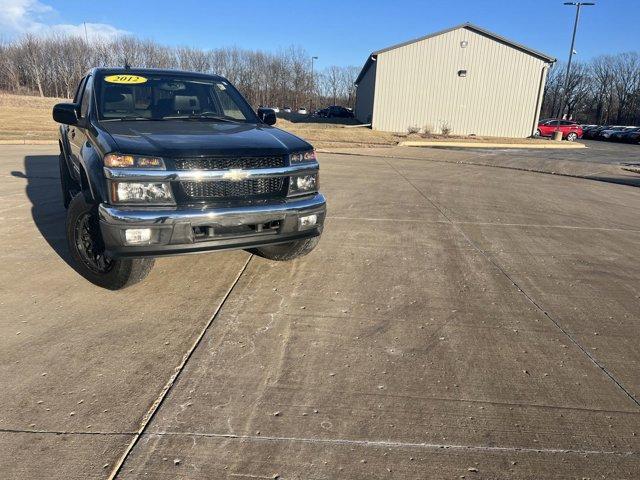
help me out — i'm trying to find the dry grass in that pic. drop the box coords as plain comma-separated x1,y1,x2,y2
0,92,65,140
403,134,556,144
276,117,399,148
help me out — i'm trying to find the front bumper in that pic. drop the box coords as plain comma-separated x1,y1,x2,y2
98,193,326,258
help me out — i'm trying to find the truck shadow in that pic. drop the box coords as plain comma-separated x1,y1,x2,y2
11,155,74,267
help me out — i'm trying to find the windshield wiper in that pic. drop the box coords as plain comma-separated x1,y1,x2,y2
162,113,241,123
101,116,163,122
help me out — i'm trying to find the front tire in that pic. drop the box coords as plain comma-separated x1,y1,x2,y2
566,132,578,142
66,193,155,290
534,129,541,137
251,236,320,261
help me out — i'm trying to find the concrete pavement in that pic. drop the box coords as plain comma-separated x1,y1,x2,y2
1,145,639,479
322,140,640,187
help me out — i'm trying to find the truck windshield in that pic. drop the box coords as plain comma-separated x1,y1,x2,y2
95,73,257,123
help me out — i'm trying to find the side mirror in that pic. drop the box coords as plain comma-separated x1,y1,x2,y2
257,107,277,126
53,103,79,125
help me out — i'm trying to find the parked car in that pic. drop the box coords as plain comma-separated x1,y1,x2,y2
283,106,292,113
616,127,640,143
599,126,632,139
536,119,582,141
582,125,610,139
269,106,280,113
580,125,598,139
608,127,636,141
297,107,308,114
317,105,355,118
52,68,326,289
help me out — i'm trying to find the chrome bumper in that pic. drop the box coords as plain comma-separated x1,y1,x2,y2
98,193,326,258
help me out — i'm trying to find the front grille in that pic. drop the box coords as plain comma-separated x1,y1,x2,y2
174,156,287,201
174,156,284,170
181,178,286,200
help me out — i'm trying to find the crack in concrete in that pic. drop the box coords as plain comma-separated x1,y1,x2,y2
107,255,254,479
384,159,640,411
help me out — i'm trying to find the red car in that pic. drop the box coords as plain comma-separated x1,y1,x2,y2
536,119,583,141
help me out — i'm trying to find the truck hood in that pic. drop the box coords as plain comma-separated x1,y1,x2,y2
98,120,312,157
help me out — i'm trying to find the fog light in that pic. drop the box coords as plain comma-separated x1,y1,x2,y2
125,228,152,244
299,214,318,230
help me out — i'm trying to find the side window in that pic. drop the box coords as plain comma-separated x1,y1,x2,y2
79,77,92,119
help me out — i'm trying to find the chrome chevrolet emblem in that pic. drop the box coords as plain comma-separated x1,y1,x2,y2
222,169,250,182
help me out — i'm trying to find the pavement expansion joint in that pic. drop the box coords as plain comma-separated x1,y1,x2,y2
0,427,135,436
144,431,640,457
330,151,640,189
331,215,640,234
249,386,640,415
107,255,254,480
383,159,640,411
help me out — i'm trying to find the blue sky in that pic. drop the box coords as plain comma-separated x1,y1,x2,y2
2,0,637,69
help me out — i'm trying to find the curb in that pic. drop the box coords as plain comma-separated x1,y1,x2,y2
0,139,58,145
398,141,587,149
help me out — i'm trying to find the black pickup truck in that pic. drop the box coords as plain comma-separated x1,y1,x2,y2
53,68,326,290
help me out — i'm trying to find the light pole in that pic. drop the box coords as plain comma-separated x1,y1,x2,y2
310,56,318,111
557,2,594,131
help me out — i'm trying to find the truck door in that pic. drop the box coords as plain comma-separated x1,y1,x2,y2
68,76,92,176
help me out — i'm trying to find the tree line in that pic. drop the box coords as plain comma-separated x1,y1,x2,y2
4,33,638,126
541,52,640,125
0,34,359,110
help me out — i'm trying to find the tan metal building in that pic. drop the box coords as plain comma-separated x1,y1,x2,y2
354,23,555,137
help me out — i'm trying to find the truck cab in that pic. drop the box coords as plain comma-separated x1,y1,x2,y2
54,68,326,289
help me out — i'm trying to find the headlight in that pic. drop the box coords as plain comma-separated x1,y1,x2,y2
111,182,174,204
104,153,165,169
289,150,316,164
288,173,318,196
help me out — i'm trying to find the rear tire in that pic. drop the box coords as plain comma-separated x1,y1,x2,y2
566,132,578,142
251,236,320,261
66,192,155,290
534,129,541,137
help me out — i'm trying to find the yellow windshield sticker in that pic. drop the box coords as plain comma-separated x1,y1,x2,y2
104,74,148,84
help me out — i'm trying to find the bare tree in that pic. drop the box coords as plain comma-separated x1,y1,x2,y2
611,52,640,124
11,31,639,123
